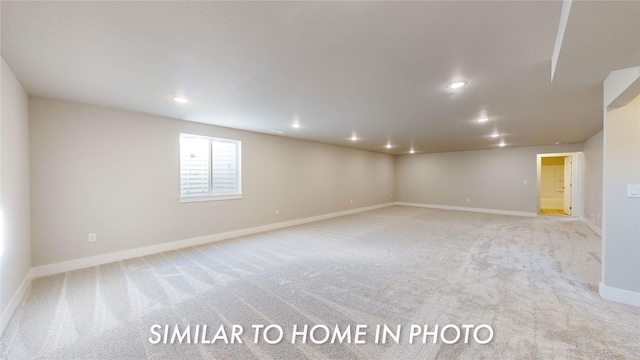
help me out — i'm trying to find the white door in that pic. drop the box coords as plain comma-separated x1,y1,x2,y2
563,156,572,215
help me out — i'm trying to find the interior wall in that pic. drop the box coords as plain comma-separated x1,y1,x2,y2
603,94,640,294
541,157,565,166
583,130,603,230
29,97,395,267
395,144,582,214
0,58,32,329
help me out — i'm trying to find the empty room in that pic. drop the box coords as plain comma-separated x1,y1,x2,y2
1,1,639,359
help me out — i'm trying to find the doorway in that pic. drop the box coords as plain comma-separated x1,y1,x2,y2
540,156,571,215
537,152,582,217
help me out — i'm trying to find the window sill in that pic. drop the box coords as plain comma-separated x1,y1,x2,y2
180,193,243,203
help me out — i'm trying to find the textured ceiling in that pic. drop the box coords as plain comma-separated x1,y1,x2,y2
1,1,639,154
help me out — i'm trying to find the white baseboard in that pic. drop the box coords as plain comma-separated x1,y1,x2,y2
0,268,33,336
31,202,394,278
581,217,602,237
395,202,537,218
599,282,640,307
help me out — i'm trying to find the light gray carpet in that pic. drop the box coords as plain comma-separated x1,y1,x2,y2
1,206,638,359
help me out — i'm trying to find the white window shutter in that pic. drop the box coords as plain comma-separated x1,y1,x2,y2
211,141,238,194
180,133,241,200
180,136,211,196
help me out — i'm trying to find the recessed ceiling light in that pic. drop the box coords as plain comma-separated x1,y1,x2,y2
386,144,392,149
499,141,506,147
292,123,301,128
555,141,562,145
449,81,467,89
174,97,188,103
351,135,358,141
478,117,489,123
491,132,499,138
410,148,415,154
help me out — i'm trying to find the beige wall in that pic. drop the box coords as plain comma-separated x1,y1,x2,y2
583,131,603,230
395,144,582,214
1,58,32,327
603,94,640,293
29,97,395,267
541,157,565,166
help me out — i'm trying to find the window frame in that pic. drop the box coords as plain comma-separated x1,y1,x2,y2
179,133,242,203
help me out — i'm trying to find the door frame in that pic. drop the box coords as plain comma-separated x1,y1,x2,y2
563,156,572,215
536,152,583,217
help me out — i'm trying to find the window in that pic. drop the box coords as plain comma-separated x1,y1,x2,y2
179,133,241,202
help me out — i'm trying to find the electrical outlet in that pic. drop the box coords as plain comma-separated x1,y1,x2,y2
523,180,528,184
466,198,470,203
275,209,279,215
350,200,353,204
88,233,97,242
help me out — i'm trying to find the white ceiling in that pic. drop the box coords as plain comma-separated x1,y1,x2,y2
1,1,639,154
